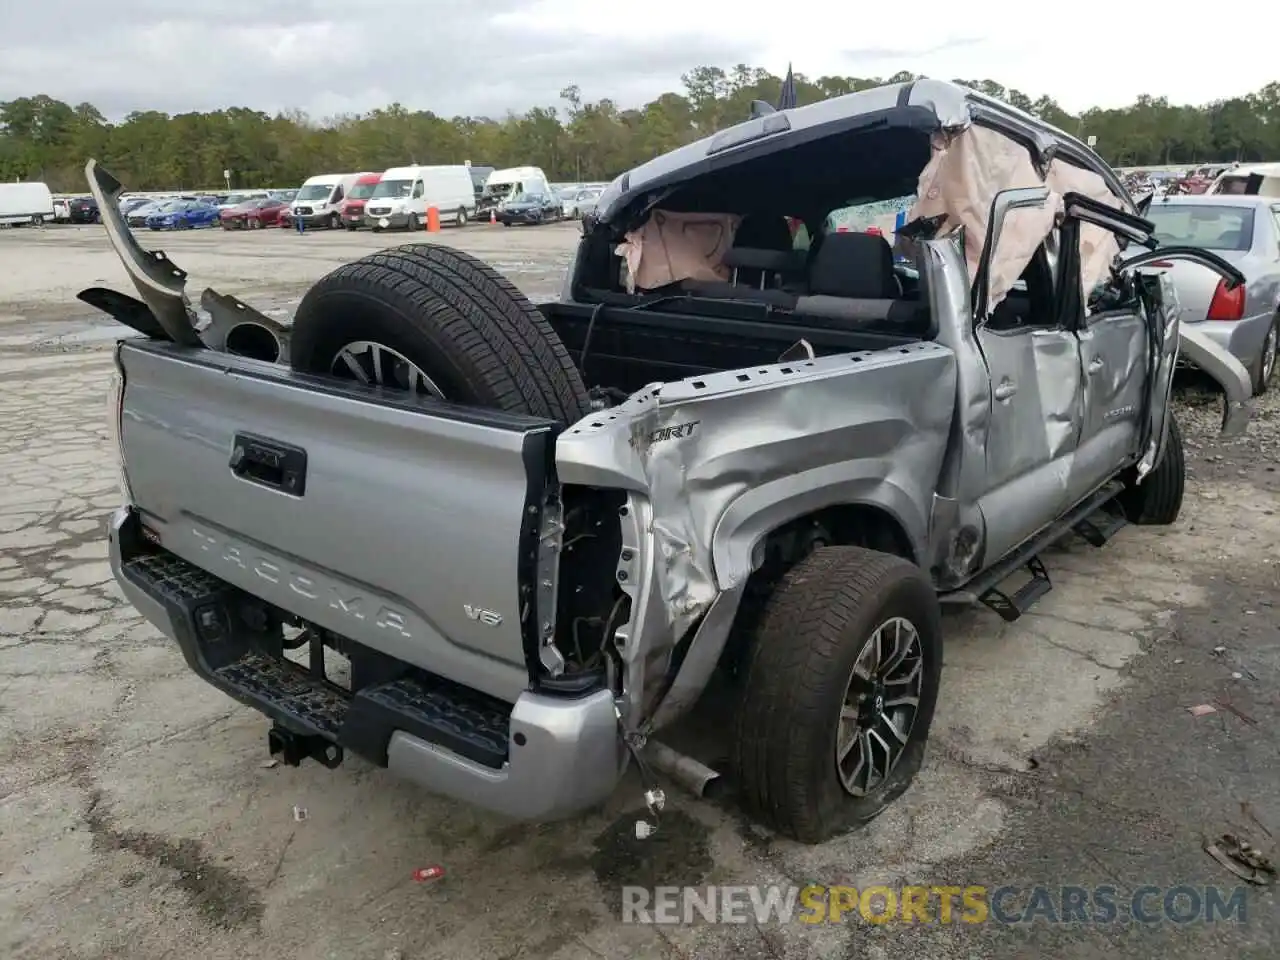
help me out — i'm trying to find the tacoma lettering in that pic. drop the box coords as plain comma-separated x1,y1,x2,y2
189,526,412,638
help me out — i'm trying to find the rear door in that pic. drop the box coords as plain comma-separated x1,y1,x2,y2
1060,192,1247,477
971,188,1085,562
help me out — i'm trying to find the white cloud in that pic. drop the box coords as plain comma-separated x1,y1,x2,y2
1,0,1272,120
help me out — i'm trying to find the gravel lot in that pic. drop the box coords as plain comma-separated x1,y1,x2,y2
1,224,1277,960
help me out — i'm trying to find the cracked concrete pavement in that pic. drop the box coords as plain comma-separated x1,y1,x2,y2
1,225,1277,959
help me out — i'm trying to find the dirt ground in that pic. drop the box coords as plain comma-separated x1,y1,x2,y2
0,224,1277,960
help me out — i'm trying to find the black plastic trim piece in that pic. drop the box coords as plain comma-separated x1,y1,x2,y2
518,426,557,690
76,287,168,339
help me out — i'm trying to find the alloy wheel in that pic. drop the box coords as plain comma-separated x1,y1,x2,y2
1263,323,1277,386
328,341,446,398
835,616,924,797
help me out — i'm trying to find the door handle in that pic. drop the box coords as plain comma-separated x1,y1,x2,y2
1087,356,1104,374
994,381,1018,401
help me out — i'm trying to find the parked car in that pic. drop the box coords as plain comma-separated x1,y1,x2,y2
496,190,563,225
1145,194,1280,393
476,165,555,221
145,199,221,230
1210,163,1280,198
68,196,100,223
85,80,1252,848
270,189,298,203
125,200,166,227
217,190,271,211
220,197,289,230
559,186,603,219
333,174,377,230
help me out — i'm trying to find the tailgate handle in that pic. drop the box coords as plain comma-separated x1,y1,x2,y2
229,433,307,496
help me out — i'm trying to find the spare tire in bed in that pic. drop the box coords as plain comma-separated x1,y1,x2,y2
289,244,591,424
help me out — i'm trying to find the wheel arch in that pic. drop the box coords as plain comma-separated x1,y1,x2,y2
711,477,928,593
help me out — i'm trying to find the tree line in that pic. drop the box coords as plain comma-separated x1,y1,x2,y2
2,66,1277,193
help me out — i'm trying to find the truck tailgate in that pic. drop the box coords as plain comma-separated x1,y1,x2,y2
117,340,557,703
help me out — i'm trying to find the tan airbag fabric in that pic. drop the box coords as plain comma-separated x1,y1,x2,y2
615,211,741,293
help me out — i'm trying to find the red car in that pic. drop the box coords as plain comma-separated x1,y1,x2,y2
220,197,289,230
339,173,382,230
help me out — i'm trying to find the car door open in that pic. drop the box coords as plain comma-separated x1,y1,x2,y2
1061,191,1251,461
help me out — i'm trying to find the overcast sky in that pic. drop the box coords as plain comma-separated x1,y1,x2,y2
3,0,1274,121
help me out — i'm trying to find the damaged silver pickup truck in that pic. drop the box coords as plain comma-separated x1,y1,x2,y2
92,79,1253,845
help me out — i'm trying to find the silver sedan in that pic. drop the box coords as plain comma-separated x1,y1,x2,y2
1145,194,1280,394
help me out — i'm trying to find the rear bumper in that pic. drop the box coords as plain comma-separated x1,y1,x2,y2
108,505,627,820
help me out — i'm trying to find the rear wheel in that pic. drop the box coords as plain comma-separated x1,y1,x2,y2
455,208,468,227
406,213,420,231
328,213,341,230
732,546,942,844
1119,415,1185,525
289,244,590,423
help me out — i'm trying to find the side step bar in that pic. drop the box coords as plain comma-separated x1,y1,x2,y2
940,480,1126,621
979,556,1051,623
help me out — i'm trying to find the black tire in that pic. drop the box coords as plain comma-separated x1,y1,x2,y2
455,208,468,227
328,213,341,230
406,213,419,231
290,244,590,423
1250,316,1278,395
732,546,942,844
345,224,358,232
1119,415,1185,525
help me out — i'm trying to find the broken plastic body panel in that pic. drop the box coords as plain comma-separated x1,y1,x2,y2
83,159,293,362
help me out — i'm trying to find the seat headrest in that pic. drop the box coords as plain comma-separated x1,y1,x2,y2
723,246,804,274
809,232,899,299
734,215,794,252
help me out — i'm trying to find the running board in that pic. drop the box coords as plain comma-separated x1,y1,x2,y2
979,556,1051,622
940,480,1125,619
1072,505,1128,547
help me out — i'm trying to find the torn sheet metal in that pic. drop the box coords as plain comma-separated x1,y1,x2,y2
556,343,957,727
614,210,741,293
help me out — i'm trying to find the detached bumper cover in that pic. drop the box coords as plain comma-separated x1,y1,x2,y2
108,506,627,819
1179,325,1252,437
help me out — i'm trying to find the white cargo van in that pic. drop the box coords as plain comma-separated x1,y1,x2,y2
0,182,55,226
364,165,477,230
475,166,554,221
289,173,373,228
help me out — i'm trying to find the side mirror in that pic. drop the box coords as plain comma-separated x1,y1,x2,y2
971,186,1054,322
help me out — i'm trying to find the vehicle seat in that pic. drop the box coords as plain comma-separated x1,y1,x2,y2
680,213,804,302
806,232,902,299
726,215,802,289
791,232,928,334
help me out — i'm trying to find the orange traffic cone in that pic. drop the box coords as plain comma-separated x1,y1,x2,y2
489,210,496,225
